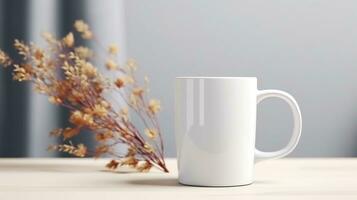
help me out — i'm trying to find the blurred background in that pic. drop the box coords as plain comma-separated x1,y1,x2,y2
1,0,357,157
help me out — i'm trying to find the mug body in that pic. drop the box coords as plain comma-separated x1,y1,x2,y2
175,77,257,186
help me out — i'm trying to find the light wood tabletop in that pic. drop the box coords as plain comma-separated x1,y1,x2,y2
0,158,356,199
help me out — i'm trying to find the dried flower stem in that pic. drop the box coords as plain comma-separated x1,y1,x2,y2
0,20,168,173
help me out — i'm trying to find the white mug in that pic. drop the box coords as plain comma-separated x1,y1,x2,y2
175,77,302,186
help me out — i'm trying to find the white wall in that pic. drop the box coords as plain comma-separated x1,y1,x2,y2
125,0,357,157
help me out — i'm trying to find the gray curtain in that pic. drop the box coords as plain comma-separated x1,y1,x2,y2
0,0,126,157
0,0,30,157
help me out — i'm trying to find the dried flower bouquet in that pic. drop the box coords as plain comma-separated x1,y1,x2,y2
0,20,168,173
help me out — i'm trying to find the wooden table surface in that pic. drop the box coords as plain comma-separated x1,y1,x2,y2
0,158,356,199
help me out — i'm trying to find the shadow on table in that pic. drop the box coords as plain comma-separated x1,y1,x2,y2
126,178,275,187
127,178,180,187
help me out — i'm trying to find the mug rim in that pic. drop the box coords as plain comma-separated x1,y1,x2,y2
176,76,257,80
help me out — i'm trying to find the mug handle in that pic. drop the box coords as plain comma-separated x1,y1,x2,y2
255,90,302,163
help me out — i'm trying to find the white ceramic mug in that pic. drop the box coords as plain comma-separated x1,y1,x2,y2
175,77,302,187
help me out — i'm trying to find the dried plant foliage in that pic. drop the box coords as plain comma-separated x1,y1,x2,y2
0,20,168,173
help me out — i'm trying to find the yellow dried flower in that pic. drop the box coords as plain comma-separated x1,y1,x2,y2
74,20,88,32
92,104,108,117
75,46,93,59
63,127,80,139
70,90,86,103
55,143,86,157
132,87,144,96
145,128,158,139
126,147,136,157
0,50,12,67
126,59,137,71
115,78,125,88
63,32,74,47
13,64,31,81
137,161,152,172
143,143,154,153
74,20,93,39
69,110,94,126
100,100,110,108
14,40,30,58
70,111,82,123
108,44,119,55
82,62,97,77
122,132,134,141
121,156,138,167
106,160,119,170
148,99,161,114
58,144,74,153
106,59,117,70
62,61,75,79
48,96,62,105
75,144,87,157
82,31,93,39
95,131,113,142
82,114,94,126
95,145,109,157
34,49,44,61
